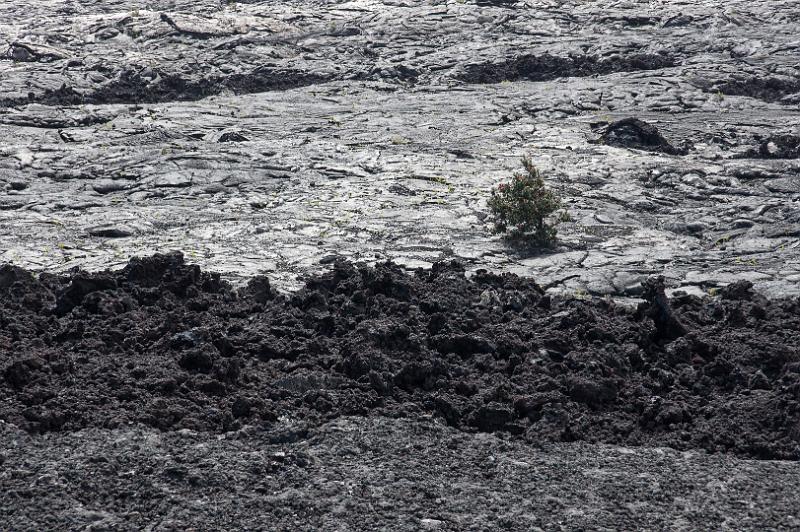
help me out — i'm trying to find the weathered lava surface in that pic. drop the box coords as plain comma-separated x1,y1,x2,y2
2,252,799,460
4,417,800,531
3,0,800,298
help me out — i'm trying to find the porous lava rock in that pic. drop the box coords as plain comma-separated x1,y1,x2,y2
1,253,799,460
593,118,689,155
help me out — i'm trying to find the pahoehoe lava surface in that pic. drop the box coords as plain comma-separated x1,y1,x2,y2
3,0,800,298
2,253,799,461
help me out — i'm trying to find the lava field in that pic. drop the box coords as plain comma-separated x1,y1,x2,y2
2,253,800,529
3,0,800,530
3,252,800,460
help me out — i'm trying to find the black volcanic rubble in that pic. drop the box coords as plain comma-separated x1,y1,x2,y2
2,253,799,460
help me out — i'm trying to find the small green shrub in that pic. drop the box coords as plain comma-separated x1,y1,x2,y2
488,156,567,247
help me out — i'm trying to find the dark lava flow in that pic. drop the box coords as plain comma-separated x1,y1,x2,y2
1,252,799,460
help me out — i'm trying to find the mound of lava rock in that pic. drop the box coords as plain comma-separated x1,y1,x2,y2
1,252,799,459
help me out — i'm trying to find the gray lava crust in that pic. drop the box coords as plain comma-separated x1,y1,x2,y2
1,0,800,298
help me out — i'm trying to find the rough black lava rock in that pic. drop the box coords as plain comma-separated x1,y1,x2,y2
1,253,799,460
593,118,689,155
748,134,800,159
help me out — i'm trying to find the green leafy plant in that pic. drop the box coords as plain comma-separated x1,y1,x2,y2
488,156,568,246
